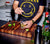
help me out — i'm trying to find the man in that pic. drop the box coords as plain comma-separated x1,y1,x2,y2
13,0,45,28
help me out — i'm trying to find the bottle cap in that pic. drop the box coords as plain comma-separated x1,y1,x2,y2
45,12,49,17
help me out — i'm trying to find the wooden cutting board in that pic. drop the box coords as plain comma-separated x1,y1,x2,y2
0,21,37,39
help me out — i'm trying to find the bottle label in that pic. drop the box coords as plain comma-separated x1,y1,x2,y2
37,29,40,32
45,12,49,17
45,15,48,17
45,25,49,28
46,20,49,23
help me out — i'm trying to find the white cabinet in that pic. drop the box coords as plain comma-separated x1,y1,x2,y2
0,5,18,21
0,6,12,21
0,0,6,6
0,12,12,21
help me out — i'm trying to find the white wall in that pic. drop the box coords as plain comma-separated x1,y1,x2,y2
46,0,50,7
0,0,6,6
6,0,14,5
0,0,14,6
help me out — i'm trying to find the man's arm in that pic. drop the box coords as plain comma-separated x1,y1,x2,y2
23,6,44,28
13,1,19,10
13,0,24,14
32,6,44,22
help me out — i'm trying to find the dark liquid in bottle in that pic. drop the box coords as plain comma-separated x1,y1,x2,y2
34,25,42,44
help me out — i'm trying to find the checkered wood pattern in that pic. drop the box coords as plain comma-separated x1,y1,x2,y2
0,21,37,39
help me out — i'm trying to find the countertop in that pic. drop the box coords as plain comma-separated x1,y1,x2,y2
0,20,34,44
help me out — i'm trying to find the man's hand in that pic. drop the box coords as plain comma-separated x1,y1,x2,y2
15,7,24,14
23,20,33,28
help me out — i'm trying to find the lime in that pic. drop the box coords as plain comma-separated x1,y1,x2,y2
31,40,34,43
13,23,15,26
26,29,29,31
8,24,12,27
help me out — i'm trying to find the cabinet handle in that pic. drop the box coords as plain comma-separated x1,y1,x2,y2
6,16,11,17
6,12,10,13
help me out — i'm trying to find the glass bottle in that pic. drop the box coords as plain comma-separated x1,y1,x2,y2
34,25,42,44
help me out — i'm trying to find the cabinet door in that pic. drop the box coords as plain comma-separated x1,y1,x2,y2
0,12,12,21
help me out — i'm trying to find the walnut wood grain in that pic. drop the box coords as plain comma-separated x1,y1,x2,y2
0,21,37,39
0,22,10,32
27,32,32,38
4,21,15,33
12,24,20,34
7,21,20,34
30,24,37,32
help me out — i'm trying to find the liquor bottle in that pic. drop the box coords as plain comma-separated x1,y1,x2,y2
43,11,49,34
47,26,50,44
43,26,50,44
48,3,50,12
42,12,49,36
42,10,50,44
47,12,50,44
34,25,42,44
43,12,49,26
48,12,50,22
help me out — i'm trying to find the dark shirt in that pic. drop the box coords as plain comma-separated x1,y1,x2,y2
16,0,46,23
